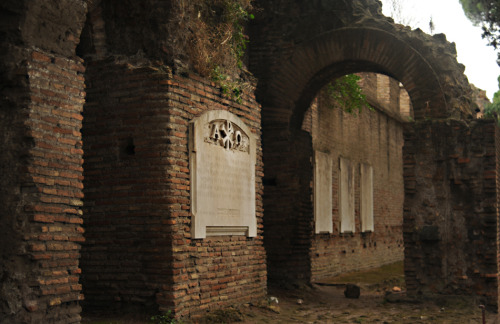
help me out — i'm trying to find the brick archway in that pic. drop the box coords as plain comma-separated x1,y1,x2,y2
250,5,496,307
256,27,471,133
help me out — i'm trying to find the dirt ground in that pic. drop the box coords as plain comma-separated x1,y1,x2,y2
82,262,499,324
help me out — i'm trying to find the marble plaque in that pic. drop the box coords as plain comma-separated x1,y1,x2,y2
314,151,333,234
339,157,355,233
190,110,257,238
360,163,374,232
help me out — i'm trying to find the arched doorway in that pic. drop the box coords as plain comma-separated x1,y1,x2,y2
249,3,498,309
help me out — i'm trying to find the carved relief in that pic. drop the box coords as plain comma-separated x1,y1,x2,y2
190,110,257,239
205,119,249,152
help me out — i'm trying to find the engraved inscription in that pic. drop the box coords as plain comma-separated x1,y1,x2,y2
217,208,240,219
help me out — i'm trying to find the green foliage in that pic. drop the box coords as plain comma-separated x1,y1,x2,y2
205,1,254,103
211,65,245,103
484,75,500,121
327,74,370,115
459,0,500,62
151,311,181,324
203,0,253,69
172,0,253,77
222,1,254,68
484,101,500,117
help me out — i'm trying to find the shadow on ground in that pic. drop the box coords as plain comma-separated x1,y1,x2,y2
82,262,498,324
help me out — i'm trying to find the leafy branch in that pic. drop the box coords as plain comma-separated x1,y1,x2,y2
326,74,370,115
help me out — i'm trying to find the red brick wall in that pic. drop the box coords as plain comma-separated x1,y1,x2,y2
0,49,85,323
308,93,404,280
404,120,498,309
157,73,266,318
80,58,266,317
81,59,175,312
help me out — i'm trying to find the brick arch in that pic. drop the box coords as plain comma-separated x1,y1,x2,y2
259,27,454,131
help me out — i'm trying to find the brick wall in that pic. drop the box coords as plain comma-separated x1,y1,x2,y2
164,73,266,318
80,57,266,317
81,59,175,313
404,119,498,309
0,49,85,323
308,89,404,280
264,74,406,284
263,128,315,284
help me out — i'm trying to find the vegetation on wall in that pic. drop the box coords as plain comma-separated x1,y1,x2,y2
484,76,500,121
169,0,254,102
326,74,370,115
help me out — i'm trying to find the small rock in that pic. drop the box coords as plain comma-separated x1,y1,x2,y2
297,299,303,305
384,291,404,303
24,300,38,312
344,284,360,299
392,286,401,292
268,296,279,304
268,305,280,314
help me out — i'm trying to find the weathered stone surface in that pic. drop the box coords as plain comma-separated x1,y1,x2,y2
250,0,474,123
313,150,333,234
360,163,374,232
403,119,498,308
339,157,355,233
190,110,257,238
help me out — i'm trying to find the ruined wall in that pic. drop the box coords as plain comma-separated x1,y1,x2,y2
249,0,474,121
2,0,500,322
80,57,266,317
0,1,87,322
404,119,498,308
0,49,86,324
0,47,84,323
263,73,406,284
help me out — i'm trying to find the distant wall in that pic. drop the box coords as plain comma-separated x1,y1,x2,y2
304,75,405,280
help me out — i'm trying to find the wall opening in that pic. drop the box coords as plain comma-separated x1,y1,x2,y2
308,73,409,282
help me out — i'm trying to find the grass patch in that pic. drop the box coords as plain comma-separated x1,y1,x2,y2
321,261,405,289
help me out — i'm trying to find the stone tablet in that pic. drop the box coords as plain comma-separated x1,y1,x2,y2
314,150,333,234
360,163,374,232
189,110,257,238
339,157,355,233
